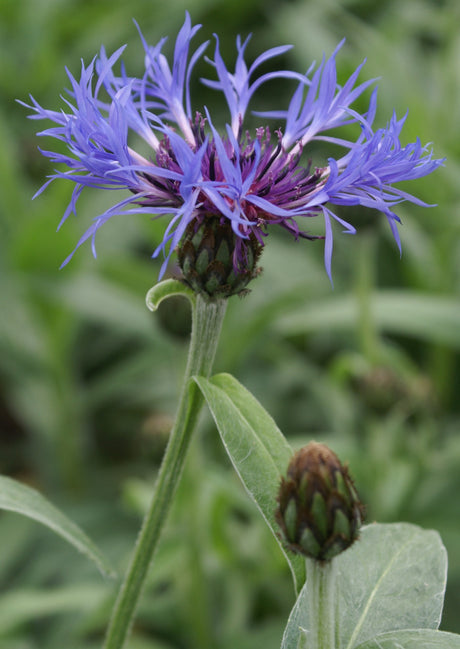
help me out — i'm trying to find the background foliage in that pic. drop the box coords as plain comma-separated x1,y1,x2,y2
1,0,459,647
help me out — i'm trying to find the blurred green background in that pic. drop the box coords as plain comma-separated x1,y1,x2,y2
1,0,459,647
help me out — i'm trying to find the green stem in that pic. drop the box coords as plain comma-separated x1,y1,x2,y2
183,443,214,649
103,293,227,649
306,558,337,649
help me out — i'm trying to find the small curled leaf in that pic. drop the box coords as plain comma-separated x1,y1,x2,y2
145,279,196,312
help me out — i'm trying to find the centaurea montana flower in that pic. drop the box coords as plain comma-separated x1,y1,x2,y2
22,13,443,295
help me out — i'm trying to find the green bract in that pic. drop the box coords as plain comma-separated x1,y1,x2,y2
178,216,263,298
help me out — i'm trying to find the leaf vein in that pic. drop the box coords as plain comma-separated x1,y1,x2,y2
344,531,419,649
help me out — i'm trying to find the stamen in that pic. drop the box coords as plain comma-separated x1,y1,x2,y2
209,149,216,181
255,142,282,182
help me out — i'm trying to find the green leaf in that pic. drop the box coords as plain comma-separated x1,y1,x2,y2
281,523,446,649
340,523,446,648
355,629,460,649
276,291,460,348
194,373,306,594
0,476,115,578
145,278,196,312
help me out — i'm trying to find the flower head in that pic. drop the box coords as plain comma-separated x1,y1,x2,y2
22,13,444,289
276,442,364,561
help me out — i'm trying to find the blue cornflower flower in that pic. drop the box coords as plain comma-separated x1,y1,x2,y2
22,13,443,288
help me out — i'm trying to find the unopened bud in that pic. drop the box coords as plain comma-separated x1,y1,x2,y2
177,216,262,299
275,442,364,561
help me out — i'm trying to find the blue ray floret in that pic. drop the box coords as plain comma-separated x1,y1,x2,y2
21,12,444,282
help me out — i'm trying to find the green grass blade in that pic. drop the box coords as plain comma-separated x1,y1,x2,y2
0,476,115,578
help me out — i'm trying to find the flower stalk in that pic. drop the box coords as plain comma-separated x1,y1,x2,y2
103,291,227,649
305,557,338,649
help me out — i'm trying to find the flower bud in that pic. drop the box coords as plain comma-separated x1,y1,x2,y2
177,216,262,299
275,442,364,561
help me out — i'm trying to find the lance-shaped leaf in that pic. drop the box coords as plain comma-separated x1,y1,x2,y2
281,523,447,649
194,372,306,594
0,475,115,577
355,629,460,649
